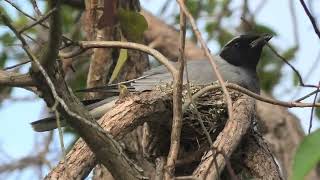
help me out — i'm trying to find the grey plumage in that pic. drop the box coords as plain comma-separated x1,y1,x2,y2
31,34,271,132
132,56,259,93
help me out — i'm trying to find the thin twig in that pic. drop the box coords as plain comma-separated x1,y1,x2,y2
2,2,144,179
79,41,177,76
0,10,119,151
308,82,320,134
176,0,233,122
299,0,320,39
266,44,317,88
291,50,320,99
3,60,31,70
4,0,74,45
165,3,186,178
19,8,57,34
183,83,320,109
240,17,318,89
52,101,69,178
30,0,43,17
295,89,320,102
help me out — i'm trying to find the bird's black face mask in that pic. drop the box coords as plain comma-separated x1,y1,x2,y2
219,34,272,70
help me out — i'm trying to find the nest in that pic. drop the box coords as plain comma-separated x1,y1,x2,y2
155,82,243,152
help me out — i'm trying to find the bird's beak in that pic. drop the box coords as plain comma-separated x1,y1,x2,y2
250,34,273,48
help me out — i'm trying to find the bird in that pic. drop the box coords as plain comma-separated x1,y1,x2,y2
31,34,272,132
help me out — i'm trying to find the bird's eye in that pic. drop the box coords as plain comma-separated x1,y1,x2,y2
234,42,241,48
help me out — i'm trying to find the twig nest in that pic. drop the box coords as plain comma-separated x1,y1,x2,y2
156,82,243,151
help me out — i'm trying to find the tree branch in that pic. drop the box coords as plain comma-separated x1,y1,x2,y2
46,90,172,179
193,94,255,179
299,0,320,39
176,0,233,122
0,70,35,87
164,1,186,177
79,41,177,75
1,1,144,179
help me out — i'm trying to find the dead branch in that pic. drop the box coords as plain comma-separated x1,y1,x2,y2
228,132,282,179
79,41,177,74
0,70,35,87
165,2,187,178
45,90,172,179
1,1,144,179
83,0,116,99
193,94,255,179
176,0,233,121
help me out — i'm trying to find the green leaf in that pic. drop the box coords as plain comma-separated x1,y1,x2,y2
217,30,233,47
109,48,128,84
0,32,16,45
14,15,29,29
205,22,217,40
254,24,278,36
292,129,320,180
282,46,298,61
292,72,299,86
183,0,199,18
0,53,8,68
118,9,148,42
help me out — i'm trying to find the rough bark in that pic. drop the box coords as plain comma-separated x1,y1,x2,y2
0,70,34,87
45,90,171,179
83,0,117,99
46,2,319,179
193,95,256,179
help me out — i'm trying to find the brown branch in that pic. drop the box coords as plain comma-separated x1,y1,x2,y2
232,132,282,179
266,44,317,88
83,0,115,99
46,90,172,179
185,83,320,108
165,2,186,178
79,41,177,75
0,70,35,87
19,8,57,34
176,0,233,121
155,157,166,180
1,2,144,179
30,0,42,17
193,94,255,179
3,0,74,45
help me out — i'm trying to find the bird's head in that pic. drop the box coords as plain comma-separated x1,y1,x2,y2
219,34,272,70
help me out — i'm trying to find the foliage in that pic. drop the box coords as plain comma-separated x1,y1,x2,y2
109,48,128,84
118,8,148,42
292,129,320,180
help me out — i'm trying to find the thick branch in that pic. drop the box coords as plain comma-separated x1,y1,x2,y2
193,95,255,179
0,70,34,87
46,90,172,179
2,1,143,179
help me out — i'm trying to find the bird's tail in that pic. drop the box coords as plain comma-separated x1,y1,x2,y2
31,116,67,132
31,97,117,132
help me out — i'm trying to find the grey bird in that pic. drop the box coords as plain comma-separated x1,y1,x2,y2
31,34,272,132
